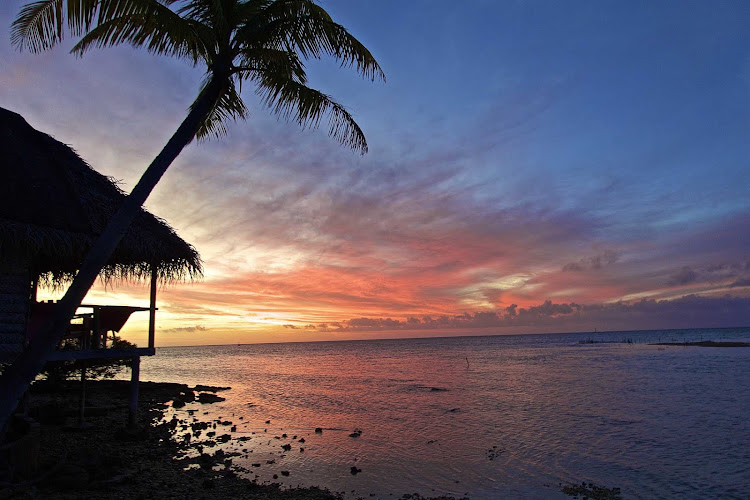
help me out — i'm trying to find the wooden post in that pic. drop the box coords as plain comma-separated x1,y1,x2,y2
148,266,157,349
128,357,140,428
78,361,87,426
30,275,38,303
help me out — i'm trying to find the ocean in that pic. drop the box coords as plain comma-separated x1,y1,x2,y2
137,328,750,499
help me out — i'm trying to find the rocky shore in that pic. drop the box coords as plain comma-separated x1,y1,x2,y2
0,380,458,500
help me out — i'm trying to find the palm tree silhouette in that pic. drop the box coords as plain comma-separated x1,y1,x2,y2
1,0,384,430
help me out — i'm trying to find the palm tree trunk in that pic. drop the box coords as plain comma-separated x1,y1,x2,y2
0,77,224,434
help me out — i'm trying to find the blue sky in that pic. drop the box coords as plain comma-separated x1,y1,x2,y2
1,1,748,345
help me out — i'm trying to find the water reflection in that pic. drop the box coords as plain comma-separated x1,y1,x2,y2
139,329,750,498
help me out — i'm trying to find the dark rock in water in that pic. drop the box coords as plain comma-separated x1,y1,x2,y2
281,444,292,451
215,449,225,459
206,431,216,438
314,427,323,434
281,470,290,476
273,474,278,479
217,433,231,443
446,408,461,413
191,421,209,431
230,425,237,432
430,387,448,392
197,392,226,404
300,447,305,452
282,433,287,438
299,437,305,443
194,384,231,392
560,481,622,500
349,429,362,438
486,446,504,460
251,463,261,467
265,420,271,424
172,398,186,408
350,466,362,475
266,459,276,464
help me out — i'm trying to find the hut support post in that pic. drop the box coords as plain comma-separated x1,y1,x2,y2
78,361,87,426
148,267,157,349
128,357,140,428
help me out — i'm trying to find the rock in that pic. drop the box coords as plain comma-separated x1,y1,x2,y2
198,453,213,469
281,444,292,451
314,427,323,434
299,437,305,443
197,392,226,404
281,470,290,476
350,466,362,475
217,434,231,443
265,420,271,424
349,429,362,438
230,426,237,432
194,385,231,392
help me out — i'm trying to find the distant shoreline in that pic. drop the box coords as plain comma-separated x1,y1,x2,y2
649,340,750,347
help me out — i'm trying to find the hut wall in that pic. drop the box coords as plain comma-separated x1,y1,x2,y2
0,255,30,359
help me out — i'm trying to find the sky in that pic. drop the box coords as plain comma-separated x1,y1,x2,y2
1,1,749,346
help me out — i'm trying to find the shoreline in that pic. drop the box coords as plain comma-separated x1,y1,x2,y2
2,379,460,500
649,340,750,347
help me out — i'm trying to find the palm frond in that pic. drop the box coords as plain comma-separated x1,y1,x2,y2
71,5,210,63
258,0,385,82
193,77,248,140
236,47,307,84
11,0,170,52
256,78,367,154
13,0,68,52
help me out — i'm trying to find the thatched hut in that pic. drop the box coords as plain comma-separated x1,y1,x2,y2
0,106,201,366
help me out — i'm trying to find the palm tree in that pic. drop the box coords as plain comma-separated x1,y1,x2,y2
0,0,384,431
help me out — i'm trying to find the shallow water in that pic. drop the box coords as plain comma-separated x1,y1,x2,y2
137,328,750,499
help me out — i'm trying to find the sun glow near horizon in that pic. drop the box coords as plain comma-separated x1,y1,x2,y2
6,0,750,346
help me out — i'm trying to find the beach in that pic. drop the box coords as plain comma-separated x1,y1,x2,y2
3,380,447,499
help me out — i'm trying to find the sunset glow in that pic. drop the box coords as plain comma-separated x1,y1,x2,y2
3,1,748,345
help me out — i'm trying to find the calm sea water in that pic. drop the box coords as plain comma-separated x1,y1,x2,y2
138,328,750,499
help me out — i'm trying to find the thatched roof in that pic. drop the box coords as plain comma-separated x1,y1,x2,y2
0,107,202,285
